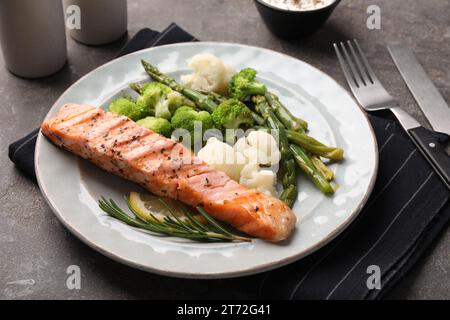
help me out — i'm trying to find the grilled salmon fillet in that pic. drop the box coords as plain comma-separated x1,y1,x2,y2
41,104,296,241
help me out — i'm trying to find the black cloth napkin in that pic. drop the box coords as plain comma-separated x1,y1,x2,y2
8,24,450,300
258,112,450,299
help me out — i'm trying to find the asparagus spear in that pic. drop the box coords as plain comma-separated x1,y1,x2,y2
286,130,344,161
129,82,146,94
199,90,227,104
265,92,308,131
311,155,334,181
254,95,336,195
290,145,335,194
141,60,183,91
252,95,298,207
141,60,217,113
250,112,266,126
265,91,339,180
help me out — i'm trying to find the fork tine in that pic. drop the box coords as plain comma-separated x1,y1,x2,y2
334,40,397,111
333,43,358,89
346,40,370,85
352,39,379,83
339,42,364,88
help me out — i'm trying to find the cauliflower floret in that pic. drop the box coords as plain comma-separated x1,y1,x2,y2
197,137,246,181
234,130,281,166
239,164,277,196
197,132,281,197
181,53,234,95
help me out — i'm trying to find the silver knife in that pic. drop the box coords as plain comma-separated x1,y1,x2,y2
388,43,450,189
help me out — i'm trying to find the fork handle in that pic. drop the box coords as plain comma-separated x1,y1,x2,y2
409,127,450,190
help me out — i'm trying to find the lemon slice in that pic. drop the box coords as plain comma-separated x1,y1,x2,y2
128,192,204,223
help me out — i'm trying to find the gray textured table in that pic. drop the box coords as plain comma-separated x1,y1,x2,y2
1,0,449,299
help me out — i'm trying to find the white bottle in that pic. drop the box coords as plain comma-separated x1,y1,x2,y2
0,0,67,78
63,0,128,45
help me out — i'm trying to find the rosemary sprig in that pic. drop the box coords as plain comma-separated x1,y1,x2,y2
98,196,251,242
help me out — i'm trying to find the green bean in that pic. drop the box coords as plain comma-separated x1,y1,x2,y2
265,92,308,131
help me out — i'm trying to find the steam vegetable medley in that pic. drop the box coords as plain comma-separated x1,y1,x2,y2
107,53,344,208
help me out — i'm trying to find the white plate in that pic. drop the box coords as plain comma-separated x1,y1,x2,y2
35,42,378,278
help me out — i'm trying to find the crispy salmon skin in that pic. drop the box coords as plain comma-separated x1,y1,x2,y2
41,104,296,242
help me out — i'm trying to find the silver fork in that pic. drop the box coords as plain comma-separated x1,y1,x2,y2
334,39,450,190
333,39,419,130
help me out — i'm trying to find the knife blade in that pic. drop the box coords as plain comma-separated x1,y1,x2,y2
388,44,450,137
388,43,450,190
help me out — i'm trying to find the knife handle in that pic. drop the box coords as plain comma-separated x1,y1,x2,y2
409,127,450,190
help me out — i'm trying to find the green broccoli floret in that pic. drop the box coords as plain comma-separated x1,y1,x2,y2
135,96,154,117
108,97,149,121
171,106,213,144
136,116,172,137
136,82,194,120
228,68,267,101
138,82,171,119
211,98,254,129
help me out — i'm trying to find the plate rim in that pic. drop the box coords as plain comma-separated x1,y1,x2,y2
35,41,379,279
